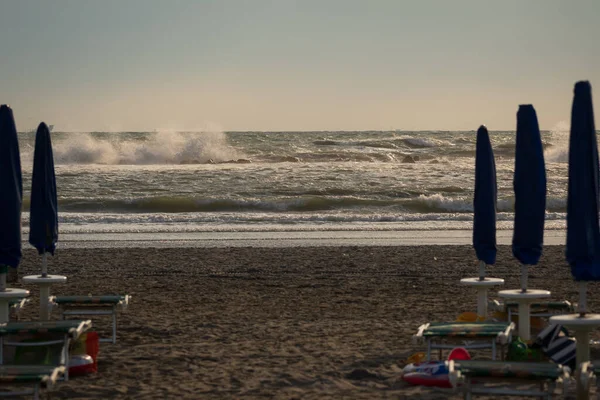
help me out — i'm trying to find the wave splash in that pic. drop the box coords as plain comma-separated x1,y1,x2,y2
50,130,242,165
544,121,569,163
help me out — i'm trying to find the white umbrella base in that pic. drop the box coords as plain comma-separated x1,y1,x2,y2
550,313,600,365
498,289,551,341
22,275,67,321
461,277,504,318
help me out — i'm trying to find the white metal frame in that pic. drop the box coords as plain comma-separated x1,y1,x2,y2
50,295,130,344
0,366,64,400
0,320,91,382
413,322,514,361
447,360,571,399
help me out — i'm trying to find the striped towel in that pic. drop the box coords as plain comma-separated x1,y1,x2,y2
535,324,576,368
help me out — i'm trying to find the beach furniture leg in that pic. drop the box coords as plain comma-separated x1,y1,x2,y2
62,334,71,381
544,381,553,400
464,378,472,400
426,339,432,361
112,305,117,344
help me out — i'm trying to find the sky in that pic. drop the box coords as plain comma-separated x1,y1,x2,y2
0,0,598,132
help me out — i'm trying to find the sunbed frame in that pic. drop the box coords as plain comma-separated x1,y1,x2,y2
0,320,92,381
50,295,130,344
447,359,571,399
413,322,515,361
0,365,64,399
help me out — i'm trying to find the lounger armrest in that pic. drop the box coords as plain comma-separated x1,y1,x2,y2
413,323,430,344
560,366,572,396
579,362,594,393
446,360,463,389
489,299,503,312
69,320,93,339
43,366,66,389
497,322,515,344
121,295,131,310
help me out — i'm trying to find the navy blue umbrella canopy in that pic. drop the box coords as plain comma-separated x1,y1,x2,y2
566,81,600,281
0,105,23,268
29,122,58,255
473,125,497,265
512,105,547,265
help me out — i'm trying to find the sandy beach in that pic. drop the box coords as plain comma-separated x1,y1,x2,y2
9,245,599,399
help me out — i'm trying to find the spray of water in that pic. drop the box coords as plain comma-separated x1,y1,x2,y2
51,129,243,165
544,121,569,163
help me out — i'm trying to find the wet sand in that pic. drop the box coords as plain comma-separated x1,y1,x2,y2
10,245,599,399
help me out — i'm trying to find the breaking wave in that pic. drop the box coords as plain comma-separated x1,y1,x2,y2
25,194,568,214
37,131,242,165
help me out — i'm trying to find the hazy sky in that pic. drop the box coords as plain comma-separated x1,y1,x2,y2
1,0,598,131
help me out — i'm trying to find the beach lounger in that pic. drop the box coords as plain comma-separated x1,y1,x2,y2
447,359,571,399
0,365,64,399
50,295,130,344
0,320,92,381
413,322,514,361
491,300,574,320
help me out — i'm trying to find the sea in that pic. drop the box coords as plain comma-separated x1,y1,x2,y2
17,128,574,242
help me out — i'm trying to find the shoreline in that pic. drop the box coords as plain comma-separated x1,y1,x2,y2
37,229,567,248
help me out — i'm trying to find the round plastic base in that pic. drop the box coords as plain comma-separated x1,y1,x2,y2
498,289,551,300
460,277,505,286
0,288,30,299
22,275,67,284
460,277,504,318
551,313,600,327
22,275,67,321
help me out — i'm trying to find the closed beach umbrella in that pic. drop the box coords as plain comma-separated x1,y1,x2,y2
29,122,58,276
473,125,497,277
550,80,600,374
512,105,546,290
566,81,600,288
0,105,23,277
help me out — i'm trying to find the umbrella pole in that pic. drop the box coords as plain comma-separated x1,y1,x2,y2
0,266,6,322
520,264,528,292
579,282,587,316
478,261,485,280
40,252,49,320
0,265,5,292
41,252,47,278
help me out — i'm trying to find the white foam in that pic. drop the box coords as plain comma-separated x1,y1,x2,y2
544,121,569,163
51,130,242,165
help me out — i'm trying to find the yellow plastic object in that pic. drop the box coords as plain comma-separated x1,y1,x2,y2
493,311,547,331
405,352,426,365
530,316,547,331
491,311,508,321
456,312,486,322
